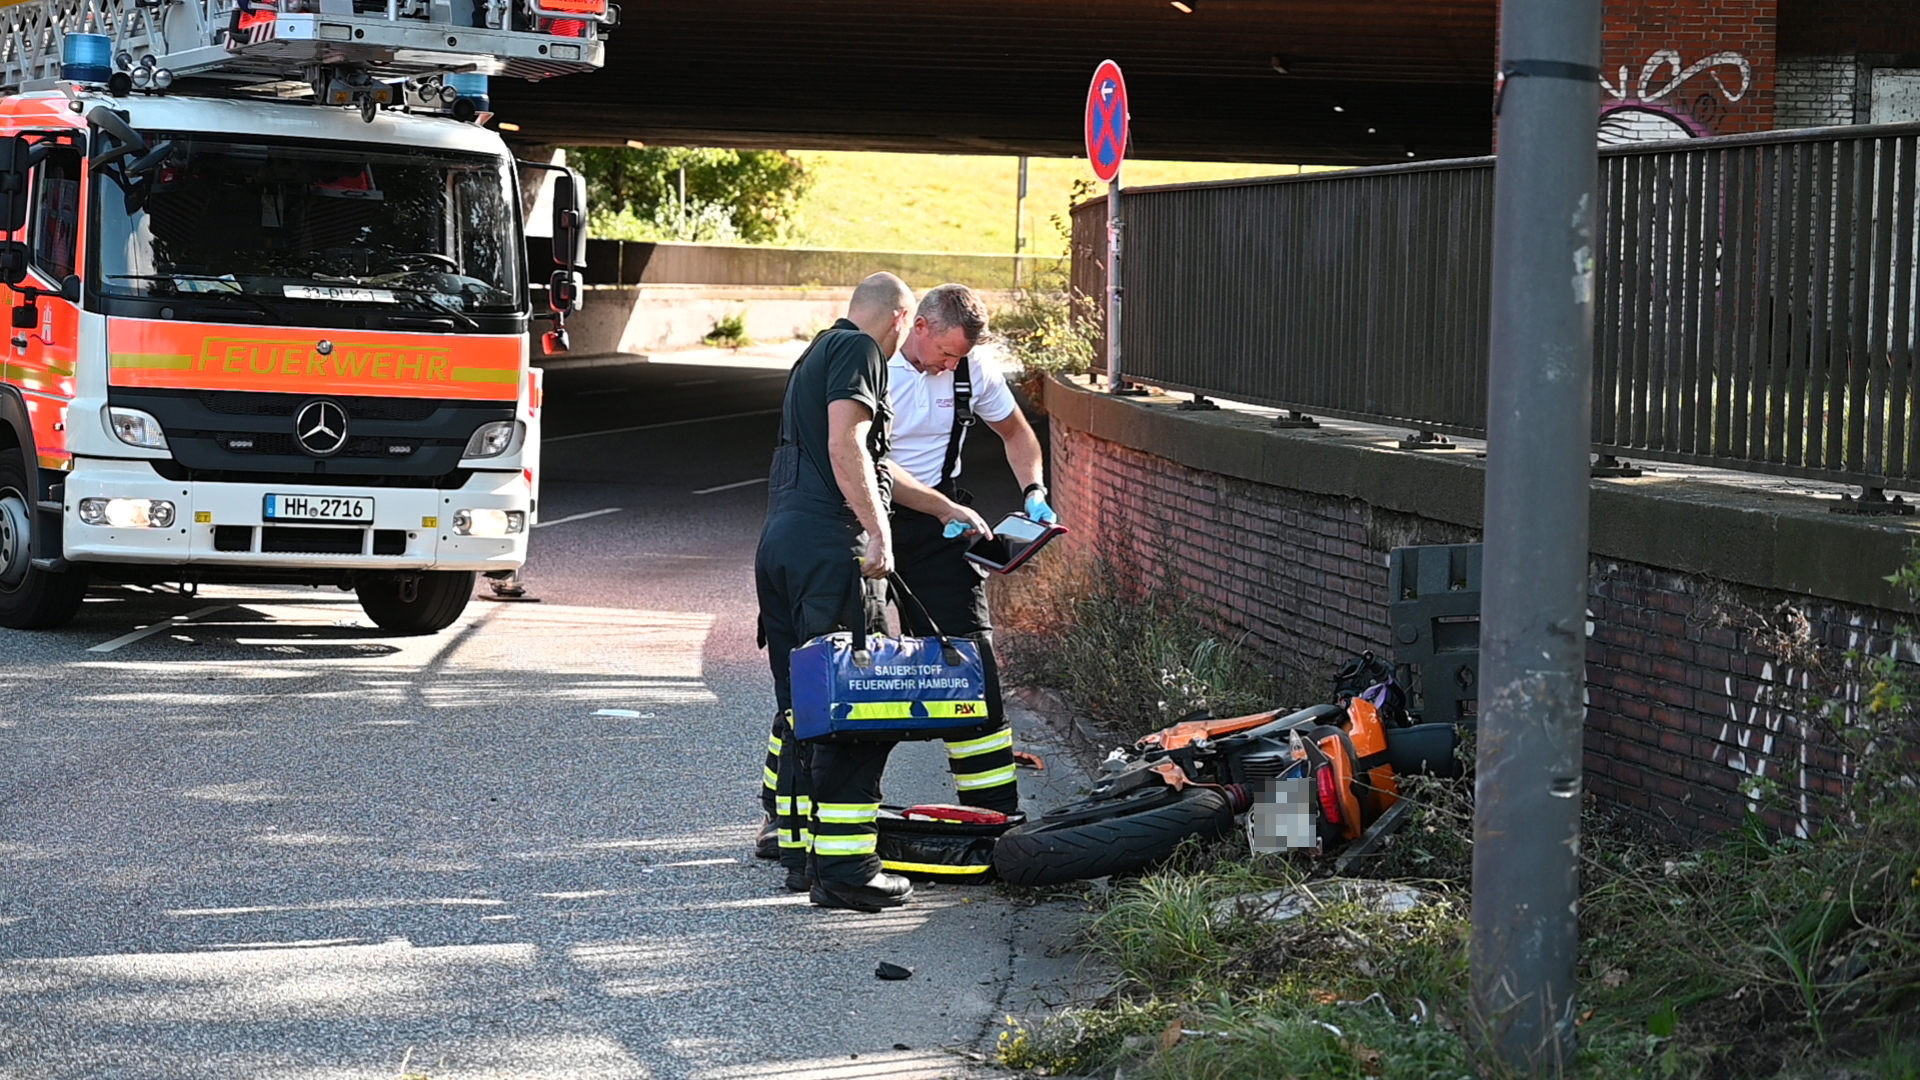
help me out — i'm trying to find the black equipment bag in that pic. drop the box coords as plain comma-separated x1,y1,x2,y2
876,804,1025,884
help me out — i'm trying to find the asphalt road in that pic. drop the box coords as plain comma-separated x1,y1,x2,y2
0,351,1092,1080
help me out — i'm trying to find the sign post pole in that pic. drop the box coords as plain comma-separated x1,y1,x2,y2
1085,59,1129,393
1107,171,1122,392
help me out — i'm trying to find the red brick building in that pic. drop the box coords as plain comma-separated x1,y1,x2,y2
1598,0,1920,142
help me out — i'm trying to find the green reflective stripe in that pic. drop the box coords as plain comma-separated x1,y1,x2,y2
882,858,992,877
843,700,991,720
775,796,813,815
813,834,878,856
954,764,1018,791
763,766,779,790
778,830,812,849
946,728,1013,758
109,352,194,371
450,366,520,385
767,733,784,755
815,803,880,824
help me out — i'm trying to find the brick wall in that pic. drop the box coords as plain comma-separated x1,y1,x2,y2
1051,422,1471,679
1599,0,1776,137
1774,55,1861,127
1054,422,1875,839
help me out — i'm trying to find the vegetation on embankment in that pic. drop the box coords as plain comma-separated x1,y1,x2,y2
992,553,1920,1080
571,145,1316,253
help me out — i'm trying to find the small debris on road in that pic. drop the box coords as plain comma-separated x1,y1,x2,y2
594,709,653,718
874,961,913,981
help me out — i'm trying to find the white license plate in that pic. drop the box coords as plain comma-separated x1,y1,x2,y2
263,494,374,523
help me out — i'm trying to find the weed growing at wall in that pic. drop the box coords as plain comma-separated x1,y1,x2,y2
703,311,750,349
991,550,1278,740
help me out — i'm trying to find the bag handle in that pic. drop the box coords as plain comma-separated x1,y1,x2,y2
842,561,965,667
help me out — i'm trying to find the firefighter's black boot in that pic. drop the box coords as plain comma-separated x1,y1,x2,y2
755,814,780,862
810,871,913,913
785,853,818,893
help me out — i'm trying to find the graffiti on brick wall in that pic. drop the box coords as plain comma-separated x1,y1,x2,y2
1713,611,1907,840
1716,660,1820,839
1599,49,1753,144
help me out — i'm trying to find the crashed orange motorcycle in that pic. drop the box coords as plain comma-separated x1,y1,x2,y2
992,664,1461,887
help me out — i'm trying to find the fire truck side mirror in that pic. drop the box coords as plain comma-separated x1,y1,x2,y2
0,242,26,288
550,169,586,270
547,269,581,314
0,135,36,237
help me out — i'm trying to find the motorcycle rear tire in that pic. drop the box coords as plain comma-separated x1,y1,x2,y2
992,787,1236,888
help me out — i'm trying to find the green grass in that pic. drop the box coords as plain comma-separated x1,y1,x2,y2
787,152,1325,256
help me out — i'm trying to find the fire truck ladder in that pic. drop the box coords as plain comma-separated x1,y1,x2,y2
0,0,611,107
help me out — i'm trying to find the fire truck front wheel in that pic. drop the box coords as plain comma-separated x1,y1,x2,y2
0,448,89,630
355,571,476,635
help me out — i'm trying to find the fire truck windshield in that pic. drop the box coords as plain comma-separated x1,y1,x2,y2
93,134,523,326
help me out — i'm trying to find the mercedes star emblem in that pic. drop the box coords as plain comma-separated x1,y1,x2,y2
294,399,349,457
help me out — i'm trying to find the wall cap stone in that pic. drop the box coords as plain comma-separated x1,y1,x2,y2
1046,374,1920,614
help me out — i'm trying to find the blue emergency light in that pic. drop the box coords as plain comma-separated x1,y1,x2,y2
447,73,489,116
61,33,113,84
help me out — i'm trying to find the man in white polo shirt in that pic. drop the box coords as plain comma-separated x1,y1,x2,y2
882,283,1056,815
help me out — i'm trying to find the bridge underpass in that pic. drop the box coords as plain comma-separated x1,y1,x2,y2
491,0,1500,165
490,0,1914,166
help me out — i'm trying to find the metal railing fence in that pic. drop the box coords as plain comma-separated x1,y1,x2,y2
1077,121,1920,492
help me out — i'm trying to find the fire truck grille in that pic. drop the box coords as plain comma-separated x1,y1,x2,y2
199,393,441,422
219,434,423,459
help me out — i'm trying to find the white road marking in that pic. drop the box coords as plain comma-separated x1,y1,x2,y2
544,408,780,444
534,507,623,529
86,606,231,653
691,477,768,495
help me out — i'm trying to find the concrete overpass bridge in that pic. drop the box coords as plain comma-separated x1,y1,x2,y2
490,0,1915,166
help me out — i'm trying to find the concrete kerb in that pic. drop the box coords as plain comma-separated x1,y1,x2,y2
1044,373,1920,616
995,694,1123,1040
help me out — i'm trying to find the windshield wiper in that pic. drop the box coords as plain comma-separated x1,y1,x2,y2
398,289,480,331
106,274,297,324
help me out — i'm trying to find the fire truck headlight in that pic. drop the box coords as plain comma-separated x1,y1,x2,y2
106,407,169,450
451,508,524,537
462,420,520,459
78,498,175,529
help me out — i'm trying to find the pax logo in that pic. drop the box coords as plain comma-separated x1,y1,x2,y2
953,702,981,716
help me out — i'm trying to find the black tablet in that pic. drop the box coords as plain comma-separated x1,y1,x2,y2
964,513,1068,574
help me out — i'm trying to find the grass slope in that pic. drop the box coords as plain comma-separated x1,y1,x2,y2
789,151,1318,256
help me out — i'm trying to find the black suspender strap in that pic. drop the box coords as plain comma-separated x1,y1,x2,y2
937,356,975,490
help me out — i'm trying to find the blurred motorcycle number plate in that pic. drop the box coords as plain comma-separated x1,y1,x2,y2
1247,777,1316,853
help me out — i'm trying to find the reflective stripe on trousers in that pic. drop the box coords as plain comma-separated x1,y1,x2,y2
944,722,1018,812
760,712,790,812
811,801,880,856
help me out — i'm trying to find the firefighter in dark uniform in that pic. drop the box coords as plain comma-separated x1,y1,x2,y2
881,284,1056,814
754,272,918,912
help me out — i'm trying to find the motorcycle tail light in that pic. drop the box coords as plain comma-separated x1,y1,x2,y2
1316,767,1343,825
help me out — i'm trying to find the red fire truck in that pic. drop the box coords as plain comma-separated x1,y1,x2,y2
0,0,607,632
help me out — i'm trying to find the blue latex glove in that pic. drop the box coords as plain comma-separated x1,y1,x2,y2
942,519,975,539
1025,493,1058,525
